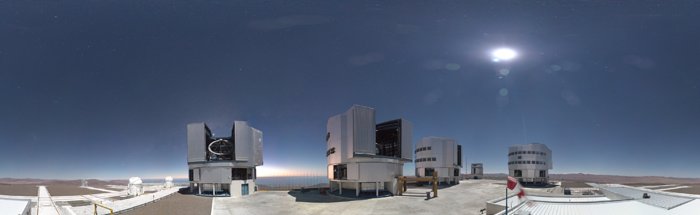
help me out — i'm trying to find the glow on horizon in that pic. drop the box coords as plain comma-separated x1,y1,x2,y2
257,165,325,177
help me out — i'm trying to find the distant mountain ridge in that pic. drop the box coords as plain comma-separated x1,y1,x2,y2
0,178,127,186
550,173,700,184
5,173,700,186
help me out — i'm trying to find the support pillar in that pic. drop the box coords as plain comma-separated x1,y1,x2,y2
375,182,379,197
198,184,202,195
213,184,216,196
356,182,360,197
339,182,342,195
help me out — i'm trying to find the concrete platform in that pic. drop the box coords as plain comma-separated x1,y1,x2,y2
212,179,505,215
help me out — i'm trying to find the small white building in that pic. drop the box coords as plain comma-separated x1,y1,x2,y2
414,137,462,184
507,143,552,184
187,121,263,197
326,105,412,197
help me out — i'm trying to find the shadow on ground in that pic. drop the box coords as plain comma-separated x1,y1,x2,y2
288,188,393,203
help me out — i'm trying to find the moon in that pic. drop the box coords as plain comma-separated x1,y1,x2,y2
491,48,518,62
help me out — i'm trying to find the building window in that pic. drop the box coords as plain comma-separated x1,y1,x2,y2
333,164,347,180
232,168,251,180
540,170,547,177
188,169,194,181
457,145,462,167
326,147,335,157
376,119,403,158
425,168,435,176
514,170,522,177
326,132,330,142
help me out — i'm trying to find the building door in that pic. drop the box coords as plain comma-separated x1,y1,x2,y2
514,170,522,177
425,168,435,177
241,184,249,196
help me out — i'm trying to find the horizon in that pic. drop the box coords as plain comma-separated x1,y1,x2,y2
5,172,700,182
1,1,699,179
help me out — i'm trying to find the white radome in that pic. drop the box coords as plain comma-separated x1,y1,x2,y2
128,177,144,196
128,177,143,185
164,176,174,188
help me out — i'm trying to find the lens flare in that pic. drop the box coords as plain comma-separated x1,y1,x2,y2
491,48,517,62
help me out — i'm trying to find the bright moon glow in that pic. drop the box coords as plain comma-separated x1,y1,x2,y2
491,48,517,62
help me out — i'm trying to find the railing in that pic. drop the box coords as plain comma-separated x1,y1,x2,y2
93,202,114,215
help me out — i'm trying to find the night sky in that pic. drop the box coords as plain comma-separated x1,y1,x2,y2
1,1,699,179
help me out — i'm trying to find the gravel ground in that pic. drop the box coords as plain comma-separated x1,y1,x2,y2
121,192,212,215
0,184,105,196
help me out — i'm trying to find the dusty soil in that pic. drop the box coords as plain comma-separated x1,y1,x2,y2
0,184,105,196
622,183,668,187
47,185,106,196
667,185,700,195
121,191,212,215
0,184,38,196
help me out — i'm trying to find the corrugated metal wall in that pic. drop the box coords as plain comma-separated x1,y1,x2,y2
350,105,376,156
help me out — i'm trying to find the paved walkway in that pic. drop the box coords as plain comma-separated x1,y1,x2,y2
37,186,61,215
70,187,183,215
82,186,120,193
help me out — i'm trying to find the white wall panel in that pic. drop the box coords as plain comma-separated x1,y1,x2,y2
234,121,253,163
326,115,343,165
347,163,359,180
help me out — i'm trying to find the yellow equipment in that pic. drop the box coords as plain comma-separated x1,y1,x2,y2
397,171,438,198
93,202,114,215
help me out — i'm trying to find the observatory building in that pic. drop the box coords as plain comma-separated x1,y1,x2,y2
326,105,412,197
187,121,263,197
414,137,462,184
471,163,483,179
507,143,552,184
